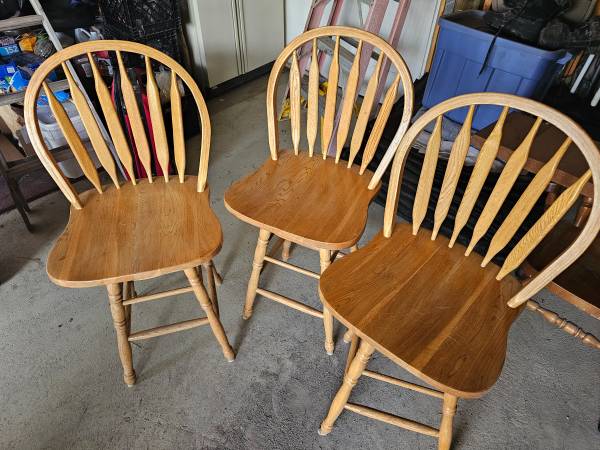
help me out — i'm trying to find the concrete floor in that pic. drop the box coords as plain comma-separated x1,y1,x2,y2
1,76,599,449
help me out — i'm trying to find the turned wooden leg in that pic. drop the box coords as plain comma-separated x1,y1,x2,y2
203,262,219,317
527,300,600,350
243,229,271,320
319,249,335,355
122,281,133,336
319,340,374,435
211,260,223,286
438,394,458,450
282,240,292,261
107,283,136,386
344,333,359,375
343,329,353,343
185,268,235,362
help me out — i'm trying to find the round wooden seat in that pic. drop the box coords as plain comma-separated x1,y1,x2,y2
224,150,380,250
48,177,222,288
319,222,523,398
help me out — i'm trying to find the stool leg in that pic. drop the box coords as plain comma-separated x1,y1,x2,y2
319,249,334,355
107,283,136,386
282,239,292,261
438,394,458,450
344,333,359,375
185,268,235,362
319,340,374,435
243,229,271,319
203,262,219,316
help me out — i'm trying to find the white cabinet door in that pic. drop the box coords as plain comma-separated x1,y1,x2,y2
196,0,241,87
238,0,284,73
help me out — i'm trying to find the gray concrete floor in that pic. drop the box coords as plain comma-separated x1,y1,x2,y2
1,76,599,449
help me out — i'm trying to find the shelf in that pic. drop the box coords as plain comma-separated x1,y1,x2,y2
0,79,69,107
0,15,43,33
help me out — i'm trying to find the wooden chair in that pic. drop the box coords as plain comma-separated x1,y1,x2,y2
224,26,413,355
23,41,235,386
317,93,600,449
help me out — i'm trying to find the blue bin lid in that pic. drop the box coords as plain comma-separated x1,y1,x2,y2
439,10,568,61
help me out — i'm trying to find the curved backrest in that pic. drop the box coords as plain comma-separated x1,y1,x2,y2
266,26,413,188
383,93,600,308
24,40,211,210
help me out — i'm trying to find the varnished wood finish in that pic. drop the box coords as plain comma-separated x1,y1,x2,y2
62,62,119,188
431,105,474,239
384,93,600,308
48,178,222,287
482,138,571,266
24,41,232,385
145,55,169,180
439,394,457,450
321,36,340,158
107,283,136,386
412,115,442,234
88,53,136,183
319,340,374,435
243,229,271,319
185,268,235,362
25,40,213,195
348,55,383,168
289,50,301,155
320,249,334,355
526,300,600,350
335,40,363,163
229,26,413,356
499,170,592,282
320,92,600,447
306,39,319,157
320,223,522,398
225,151,379,250
466,117,543,255
43,82,102,193
116,50,153,182
449,106,508,246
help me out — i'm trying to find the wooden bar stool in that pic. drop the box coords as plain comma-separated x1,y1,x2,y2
317,93,600,449
224,26,414,355
23,41,234,386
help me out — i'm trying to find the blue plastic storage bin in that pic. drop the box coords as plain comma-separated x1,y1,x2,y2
423,11,570,130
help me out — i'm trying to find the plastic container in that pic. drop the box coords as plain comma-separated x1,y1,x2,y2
37,101,100,179
423,11,571,130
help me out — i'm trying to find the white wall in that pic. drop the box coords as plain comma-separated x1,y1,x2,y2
284,0,442,81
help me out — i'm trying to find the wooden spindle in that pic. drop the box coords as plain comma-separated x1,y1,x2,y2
307,38,319,157
322,36,340,158
335,40,363,163
43,81,103,193
359,74,400,175
348,55,383,168
170,71,185,182
289,50,301,155
412,115,442,235
116,50,153,182
466,117,543,256
526,300,600,350
145,56,169,181
497,170,592,280
61,62,119,188
449,106,508,247
88,52,136,184
431,105,475,239
482,137,571,266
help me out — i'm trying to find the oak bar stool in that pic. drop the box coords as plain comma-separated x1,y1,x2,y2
24,41,234,386
317,93,600,449
224,26,413,354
